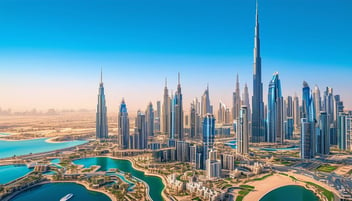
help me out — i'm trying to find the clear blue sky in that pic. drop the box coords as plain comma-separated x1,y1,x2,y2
0,0,351,113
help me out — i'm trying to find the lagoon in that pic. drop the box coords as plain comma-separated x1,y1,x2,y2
0,165,32,184
0,138,87,159
260,185,319,201
73,157,165,201
10,182,111,201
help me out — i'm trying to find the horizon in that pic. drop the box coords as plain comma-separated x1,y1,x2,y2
0,0,351,113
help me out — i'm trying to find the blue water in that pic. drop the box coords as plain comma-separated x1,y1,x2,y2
225,140,237,149
259,146,299,151
0,138,87,159
50,158,61,164
260,185,319,201
11,182,111,201
73,157,165,201
114,173,135,191
0,165,32,184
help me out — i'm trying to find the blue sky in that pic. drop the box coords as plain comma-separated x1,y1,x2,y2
0,0,351,112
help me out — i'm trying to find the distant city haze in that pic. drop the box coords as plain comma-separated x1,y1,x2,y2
0,0,351,113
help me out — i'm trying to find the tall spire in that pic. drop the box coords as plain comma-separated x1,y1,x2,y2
178,72,180,85
100,67,103,84
236,73,240,90
252,0,264,143
165,77,168,88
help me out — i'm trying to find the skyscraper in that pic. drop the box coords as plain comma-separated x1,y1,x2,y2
293,95,301,133
313,85,322,122
136,111,147,149
190,102,196,139
301,81,316,159
242,83,251,121
202,113,215,169
173,73,184,141
145,102,154,137
96,69,108,140
218,101,227,124
201,84,212,116
301,118,314,159
232,74,241,121
154,101,161,133
237,105,249,155
162,78,170,136
266,72,284,144
251,1,265,143
118,99,129,149
323,87,336,145
317,111,330,155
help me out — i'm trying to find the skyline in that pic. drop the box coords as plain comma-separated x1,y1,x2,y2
0,0,352,112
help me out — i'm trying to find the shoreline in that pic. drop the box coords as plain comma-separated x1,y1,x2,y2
110,156,169,201
0,137,46,142
243,172,337,201
2,180,117,201
82,155,168,201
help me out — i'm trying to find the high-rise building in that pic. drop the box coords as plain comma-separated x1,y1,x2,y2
202,113,215,169
218,101,227,124
162,78,170,136
338,112,348,150
317,112,330,155
176,141,190,162
190,99,201,139
154,101,161,133
118,99,129,149
201,84,212,116
221,153,235,170
206,149,221,179
96,69,108,140
286,96,293,118
232,74,241,122
135,111,147,149
301,118,314,159
266,72,284,144
237,106,249,155
242,83,251,122
336,111,352,151
300,81,316,159
190,145,197,166
285,117,294,140
293,95,300,133
173,73,184,141
323,87,336,145
251,2,265,143
313,85,322,122
145,102,154,137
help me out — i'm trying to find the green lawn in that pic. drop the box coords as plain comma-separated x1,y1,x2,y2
305,182,334,201
236,185,255,201
316,165,338,173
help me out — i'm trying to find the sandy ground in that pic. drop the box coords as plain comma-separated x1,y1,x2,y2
244,172,339,201
243,174,304,201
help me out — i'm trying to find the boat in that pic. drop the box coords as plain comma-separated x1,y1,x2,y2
60,193,73,201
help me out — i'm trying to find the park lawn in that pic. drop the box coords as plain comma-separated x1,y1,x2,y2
316,165,338,173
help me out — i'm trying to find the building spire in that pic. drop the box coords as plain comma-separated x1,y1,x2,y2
178,72,180,85
165,77,168,87
236,73,240,89
100,67,103,84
